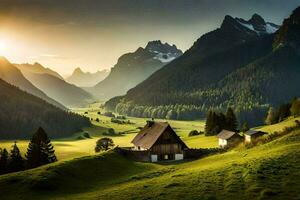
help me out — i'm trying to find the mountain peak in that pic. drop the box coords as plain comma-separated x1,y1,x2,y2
73,67,84,74
249,13,265,25
145,40,164,50
221,14,279,35
145,40,182,55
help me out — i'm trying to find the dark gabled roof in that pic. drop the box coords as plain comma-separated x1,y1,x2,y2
217,130,237,140
132,121,187,149
245,130,266,136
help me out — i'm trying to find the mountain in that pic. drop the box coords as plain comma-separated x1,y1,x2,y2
15,62,64,79
104,12,300,126
89,40,183,100
0,57,65,109
66,67,109,87
0,78,90,139
17,65,95,107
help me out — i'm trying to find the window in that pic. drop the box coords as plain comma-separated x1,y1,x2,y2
164,154,169,160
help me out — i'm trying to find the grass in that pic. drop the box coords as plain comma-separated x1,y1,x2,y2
0,123,299,200
1,102,298,161
256,116,300,133
0,102,212,161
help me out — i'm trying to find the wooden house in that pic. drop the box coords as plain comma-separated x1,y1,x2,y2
244,130,267,143
132,120,188,162
217,130,243,148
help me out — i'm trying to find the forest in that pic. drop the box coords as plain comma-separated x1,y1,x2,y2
0,79,90,139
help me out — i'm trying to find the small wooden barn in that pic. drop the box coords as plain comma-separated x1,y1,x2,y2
132,120,188,162
244,130,267,143
217,130,243,148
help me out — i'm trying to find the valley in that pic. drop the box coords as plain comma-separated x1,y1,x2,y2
0,2,300,200
0,102,213,160
0,115,299,200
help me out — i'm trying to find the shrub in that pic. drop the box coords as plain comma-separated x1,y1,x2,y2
103,112,115,118
188,130,200,137
116,115,126,120
83,132,91,138
95,138,114,152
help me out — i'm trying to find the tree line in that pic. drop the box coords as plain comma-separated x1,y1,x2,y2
204,107,240,136
265,98,300,125
0,127,57,175
0,79,91,139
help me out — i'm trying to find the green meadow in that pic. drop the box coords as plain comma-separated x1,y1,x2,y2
0,118,299,200
0,103,300,199
0,103,213,161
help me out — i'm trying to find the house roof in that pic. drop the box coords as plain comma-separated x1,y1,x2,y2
245,130,265,136
132,121,187,149
217,130,237,140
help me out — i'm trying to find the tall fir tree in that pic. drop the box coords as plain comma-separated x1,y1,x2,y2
241,122,250,132
290,98,300,117
265,107,276,125
225,107,238,131
8,142,24,172
205,111,213,135
26,127,57,169
0,148,9,174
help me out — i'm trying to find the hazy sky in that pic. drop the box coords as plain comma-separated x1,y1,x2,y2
0,0,299,76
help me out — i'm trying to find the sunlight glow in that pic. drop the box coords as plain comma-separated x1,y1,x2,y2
0,40,7,56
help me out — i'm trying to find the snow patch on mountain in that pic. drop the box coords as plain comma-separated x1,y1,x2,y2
266,23,279,33
153,52,177,63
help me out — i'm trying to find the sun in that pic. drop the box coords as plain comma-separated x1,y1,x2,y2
0,40,7,56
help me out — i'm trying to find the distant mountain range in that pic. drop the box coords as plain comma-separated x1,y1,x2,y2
87,40,183,100
66,67,109,87
0,57,65,109
17,67,95,108
0,78,90,139
105,10,300,126
15,62,64,80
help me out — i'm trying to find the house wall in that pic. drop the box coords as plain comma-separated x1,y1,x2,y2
175,154,184,160
151,154,158,162
219,138,227,147
133,146,147,151
150,128,185,156
245,135,251,142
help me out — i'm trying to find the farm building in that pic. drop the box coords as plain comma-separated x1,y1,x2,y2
131,120,188,162
244,130,267,143
217,130,243,148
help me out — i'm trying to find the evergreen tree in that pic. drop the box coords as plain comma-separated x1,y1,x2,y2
26,127,57,169
0,148,9,174
277,103,291,122
290,98,300,117
265,107,276,125
241,122,250,132
205,111,213,135
225,107,238,131
8,142,24,172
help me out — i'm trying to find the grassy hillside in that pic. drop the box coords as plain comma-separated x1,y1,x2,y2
1,100,297,161
0,123,299,200
257,116,300,133
0,102,210,160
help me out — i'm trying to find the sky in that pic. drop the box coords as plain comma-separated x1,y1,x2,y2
0,0,299,76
